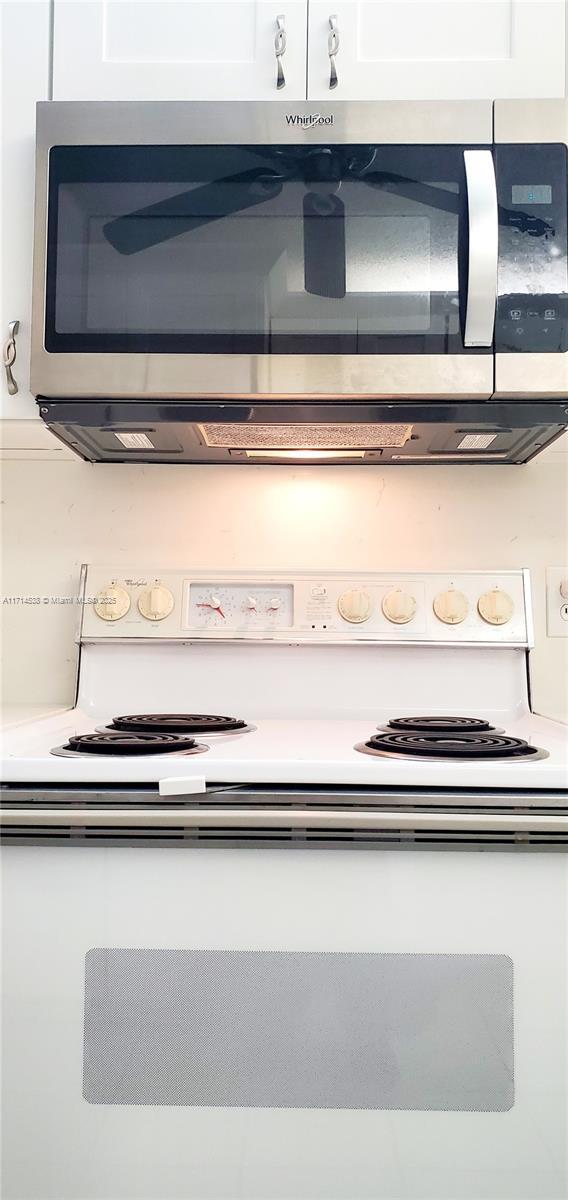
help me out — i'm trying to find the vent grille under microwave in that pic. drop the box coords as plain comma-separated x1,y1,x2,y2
198,423,413,450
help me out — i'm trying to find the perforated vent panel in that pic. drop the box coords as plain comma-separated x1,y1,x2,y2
84,949,514,1111
198,423,412,449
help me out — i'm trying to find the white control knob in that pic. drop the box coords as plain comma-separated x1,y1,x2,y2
94,584,130,622
338,588,373,624
382,589,417,625
477,588,514,626
433,588,469,625
138,583,174,622
247,595,258,610
559,579,568,601
268,597,282,611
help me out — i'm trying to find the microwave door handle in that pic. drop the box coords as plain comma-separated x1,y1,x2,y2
463,149,498,348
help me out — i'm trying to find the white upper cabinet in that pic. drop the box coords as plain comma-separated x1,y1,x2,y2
53,0,309,100
307,1,566,101
1,1,51,424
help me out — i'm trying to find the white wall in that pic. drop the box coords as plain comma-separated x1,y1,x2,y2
2,442,567,722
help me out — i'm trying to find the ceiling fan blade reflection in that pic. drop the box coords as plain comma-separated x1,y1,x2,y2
303,191,346,299
103,168,284,255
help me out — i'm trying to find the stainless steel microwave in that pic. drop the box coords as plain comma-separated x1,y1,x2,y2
31,100,568,464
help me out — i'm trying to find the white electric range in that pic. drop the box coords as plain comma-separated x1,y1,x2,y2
1,568,567,1200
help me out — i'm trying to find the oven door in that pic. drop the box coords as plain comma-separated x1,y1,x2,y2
31,101,496,401
2,794,567,1200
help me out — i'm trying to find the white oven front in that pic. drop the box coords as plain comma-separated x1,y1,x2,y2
1,840,567,1200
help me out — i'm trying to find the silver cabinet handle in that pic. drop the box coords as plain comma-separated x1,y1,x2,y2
328,15,339,89
1,808,566,833
3,320,19,395
463,150,498,347
274,14,286,89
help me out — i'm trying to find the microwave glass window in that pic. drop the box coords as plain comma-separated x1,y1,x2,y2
46,145,469,355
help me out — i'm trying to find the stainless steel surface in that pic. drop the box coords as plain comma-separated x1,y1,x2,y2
1,807,566,832
463,151,498,348
31,353,494,400
31,100,493,401
328,16,339,89
34,99,494,147
495,354,568,400
275,15,286,89
494,99,568,147
3,320,19,396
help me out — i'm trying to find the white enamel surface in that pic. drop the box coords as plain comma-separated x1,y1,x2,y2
3,709,567,791
3,632,567,789
1,846,566,1199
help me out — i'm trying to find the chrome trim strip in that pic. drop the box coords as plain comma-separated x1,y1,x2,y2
464,150,498,348
1,807,567,832
522,568,535,651
1,786,565,808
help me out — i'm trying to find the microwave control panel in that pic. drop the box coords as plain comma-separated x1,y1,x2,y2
80,568,532,647
495,143,568,354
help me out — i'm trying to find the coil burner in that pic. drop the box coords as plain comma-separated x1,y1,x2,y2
51,732,209,758
102,713,253,736
356,731,548,762
383,716,499,734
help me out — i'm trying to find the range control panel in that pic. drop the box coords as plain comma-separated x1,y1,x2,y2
80,569,532,646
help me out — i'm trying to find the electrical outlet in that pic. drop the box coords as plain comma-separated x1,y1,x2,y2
546,567,568,636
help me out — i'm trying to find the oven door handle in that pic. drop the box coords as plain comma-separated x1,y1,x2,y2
1,808,566,832
463,149,499,348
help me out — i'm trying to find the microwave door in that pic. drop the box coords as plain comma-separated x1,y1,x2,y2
33,132,494,400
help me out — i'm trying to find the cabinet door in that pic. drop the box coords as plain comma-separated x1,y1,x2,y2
308,0,566,101
53,0,308,100
0,1,50,423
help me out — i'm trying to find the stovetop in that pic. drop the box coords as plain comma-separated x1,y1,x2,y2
2,708,567,791
49,711,549,764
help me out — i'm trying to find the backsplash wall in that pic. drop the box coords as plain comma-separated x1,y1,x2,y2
2,448,567,721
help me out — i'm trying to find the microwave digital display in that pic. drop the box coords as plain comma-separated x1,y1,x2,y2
511,184,552,205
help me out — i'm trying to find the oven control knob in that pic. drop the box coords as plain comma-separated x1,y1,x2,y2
338,588,373,624
138,583,174,622
94,584,130,622
433,588,469,625
477,588,514,625
382,589,417,624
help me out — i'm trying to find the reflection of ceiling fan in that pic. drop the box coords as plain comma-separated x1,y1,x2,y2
103,147,553,301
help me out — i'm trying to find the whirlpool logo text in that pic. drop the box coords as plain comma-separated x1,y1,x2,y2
285,113,334,128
